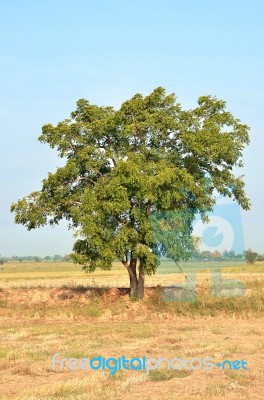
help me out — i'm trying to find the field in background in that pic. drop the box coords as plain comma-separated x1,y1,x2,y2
0,261,263,399
0,260,263,289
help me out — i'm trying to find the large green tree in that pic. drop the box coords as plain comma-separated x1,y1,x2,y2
11,88,250,299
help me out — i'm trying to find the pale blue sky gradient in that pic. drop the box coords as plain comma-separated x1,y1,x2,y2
0,0,263,256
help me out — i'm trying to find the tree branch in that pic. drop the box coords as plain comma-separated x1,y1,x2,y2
146,201,152,216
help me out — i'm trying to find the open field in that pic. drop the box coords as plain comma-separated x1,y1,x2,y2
1,260,263,288
0,261,264,399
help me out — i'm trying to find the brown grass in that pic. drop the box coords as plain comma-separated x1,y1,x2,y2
0,262,263,399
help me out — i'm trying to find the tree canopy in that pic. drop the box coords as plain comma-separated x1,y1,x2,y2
11,87,250,298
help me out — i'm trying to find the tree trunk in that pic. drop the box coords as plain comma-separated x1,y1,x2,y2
138,258,145,299
127,257,138,299
122,256,146,299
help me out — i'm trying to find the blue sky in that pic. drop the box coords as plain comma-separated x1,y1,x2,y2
0,0,263,256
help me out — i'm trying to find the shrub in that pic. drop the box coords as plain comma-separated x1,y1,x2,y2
245,249,258,264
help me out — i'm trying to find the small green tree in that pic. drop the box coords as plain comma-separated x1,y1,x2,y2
63,254,71,262
11,87,250,299
211,250,222,261
245,249,258,264
223,250,235,260
201,250,212,261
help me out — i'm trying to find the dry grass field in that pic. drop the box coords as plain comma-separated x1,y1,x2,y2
0,261,263,399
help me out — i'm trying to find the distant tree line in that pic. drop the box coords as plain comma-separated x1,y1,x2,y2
0,254,72,264
192,248,262,264
0,250,262,265
192,249,243,261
